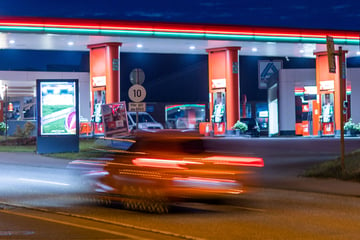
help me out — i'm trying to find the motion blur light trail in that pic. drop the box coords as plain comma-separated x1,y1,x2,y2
17,178,70,186
132,158,204,169
204,156,264,167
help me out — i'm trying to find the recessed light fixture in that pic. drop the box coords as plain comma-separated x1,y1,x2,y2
251,47,258,52
67,41,74,46
299,49,305,53
189,45,196,50
9,40,15,44
356,51,360,55
136,44,143,48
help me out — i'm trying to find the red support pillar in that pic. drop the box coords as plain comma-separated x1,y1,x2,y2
87,42,122,115
314,50,347,136
207,47,241,132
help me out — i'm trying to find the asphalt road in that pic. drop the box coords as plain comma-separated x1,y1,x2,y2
206,137,360,194
0,137,359,239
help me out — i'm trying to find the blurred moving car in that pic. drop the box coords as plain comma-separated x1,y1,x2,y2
127,112,164,131
80,130,264,213
241,118,261,137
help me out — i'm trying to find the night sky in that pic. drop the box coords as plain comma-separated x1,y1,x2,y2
1,0,360,31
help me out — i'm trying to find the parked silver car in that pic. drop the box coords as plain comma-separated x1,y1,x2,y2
127,112,164,131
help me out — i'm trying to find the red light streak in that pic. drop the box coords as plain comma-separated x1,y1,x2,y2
0,17,360,41
203,156,264,167
132,158,203,169
173,176,236,183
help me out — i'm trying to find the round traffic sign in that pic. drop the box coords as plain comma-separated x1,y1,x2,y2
130,68,145,85
128,84,146,102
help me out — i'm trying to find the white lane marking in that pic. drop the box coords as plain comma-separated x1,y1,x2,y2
0,209,154,240
0,230,34,236
234,206,266,213
18,178,69,186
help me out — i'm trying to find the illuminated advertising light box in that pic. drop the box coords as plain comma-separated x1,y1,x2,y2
36,79,79,154
304,86,317,95
39,81,77,135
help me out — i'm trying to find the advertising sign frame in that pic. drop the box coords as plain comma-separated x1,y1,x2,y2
36,79,79,154
101,101,129,137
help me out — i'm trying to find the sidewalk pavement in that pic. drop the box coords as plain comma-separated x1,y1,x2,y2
254,175,360,198
1,151,359,198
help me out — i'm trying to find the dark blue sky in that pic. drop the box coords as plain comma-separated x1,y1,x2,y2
1,0,360,31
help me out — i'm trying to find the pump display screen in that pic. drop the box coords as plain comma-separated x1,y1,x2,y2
39,81,77,135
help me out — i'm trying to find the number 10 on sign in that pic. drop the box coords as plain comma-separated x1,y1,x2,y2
128,84,146,102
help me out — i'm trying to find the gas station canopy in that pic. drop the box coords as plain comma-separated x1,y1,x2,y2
1,16,360,58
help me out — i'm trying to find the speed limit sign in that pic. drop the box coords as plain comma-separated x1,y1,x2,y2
128,84,146,102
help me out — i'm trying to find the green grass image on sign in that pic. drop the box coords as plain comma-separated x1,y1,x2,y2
41,105,75,135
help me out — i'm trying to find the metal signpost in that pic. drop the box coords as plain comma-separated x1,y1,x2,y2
128,68,146,130
326,36,345,171
4,84,8,140
326,36,336,73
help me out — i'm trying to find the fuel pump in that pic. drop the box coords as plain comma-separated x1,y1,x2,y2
212,91,226,135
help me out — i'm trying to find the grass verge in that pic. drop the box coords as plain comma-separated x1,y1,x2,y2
43,138,106,160
0,144,36,152
0,137,105,160
302,150,360,182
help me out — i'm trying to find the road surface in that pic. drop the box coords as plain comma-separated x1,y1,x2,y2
0,137,359,239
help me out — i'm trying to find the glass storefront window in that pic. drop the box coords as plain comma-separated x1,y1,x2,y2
165,104,206,129
23,97,36,120
5,97,36,121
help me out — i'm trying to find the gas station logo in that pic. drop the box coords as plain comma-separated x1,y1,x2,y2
319,80,335,92
92,76,106,87
211,78,226,89
258,60,282,89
